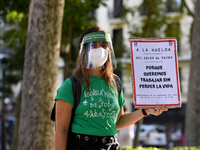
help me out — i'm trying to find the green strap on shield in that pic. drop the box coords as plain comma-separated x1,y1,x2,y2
82,32,111,44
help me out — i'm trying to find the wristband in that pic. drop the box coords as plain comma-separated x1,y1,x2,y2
142,109,148,116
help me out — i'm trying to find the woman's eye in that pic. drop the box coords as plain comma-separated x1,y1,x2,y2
91,44,97,48
102,45,108,49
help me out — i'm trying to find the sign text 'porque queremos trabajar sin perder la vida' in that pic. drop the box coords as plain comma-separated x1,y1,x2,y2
129,38,181,108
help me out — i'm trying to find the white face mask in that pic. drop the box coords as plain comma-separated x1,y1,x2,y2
88,47,108,69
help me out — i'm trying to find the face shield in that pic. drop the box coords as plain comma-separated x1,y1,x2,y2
79,32,117,70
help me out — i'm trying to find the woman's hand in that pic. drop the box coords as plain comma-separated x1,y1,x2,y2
145,104,168,116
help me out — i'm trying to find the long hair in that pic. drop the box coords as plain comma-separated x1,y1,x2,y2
73,26,117,92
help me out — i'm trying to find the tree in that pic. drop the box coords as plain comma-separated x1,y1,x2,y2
0,1,106,149
129,0,184,38
18,0,64,149
1,0,107,83
184,0,200,146
60,0,107,79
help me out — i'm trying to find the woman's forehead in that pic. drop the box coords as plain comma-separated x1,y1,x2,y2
89,41,109,44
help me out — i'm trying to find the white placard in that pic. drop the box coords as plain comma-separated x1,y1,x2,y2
130,38,181,108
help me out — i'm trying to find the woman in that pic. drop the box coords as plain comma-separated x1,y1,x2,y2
55,26,168,150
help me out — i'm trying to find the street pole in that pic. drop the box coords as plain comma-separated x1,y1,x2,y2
1,57,8,150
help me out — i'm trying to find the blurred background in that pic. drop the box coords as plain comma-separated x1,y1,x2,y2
0,0,196,149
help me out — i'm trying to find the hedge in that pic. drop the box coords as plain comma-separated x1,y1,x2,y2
121,146,200,150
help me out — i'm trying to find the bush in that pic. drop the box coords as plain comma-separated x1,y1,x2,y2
169,147,200,150
121,146,200,150
121,146,165,150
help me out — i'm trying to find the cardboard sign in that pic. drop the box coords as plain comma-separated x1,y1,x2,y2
129,38,181,108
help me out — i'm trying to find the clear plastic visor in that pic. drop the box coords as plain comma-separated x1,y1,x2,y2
79,35,117,70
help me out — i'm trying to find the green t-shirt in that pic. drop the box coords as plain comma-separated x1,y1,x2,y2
55,75,125,136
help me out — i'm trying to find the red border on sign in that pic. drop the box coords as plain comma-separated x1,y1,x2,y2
130,39,181,108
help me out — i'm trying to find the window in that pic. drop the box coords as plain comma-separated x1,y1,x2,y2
113,29,123,78
113,29,123,57
87,10,96,20
166,0,182,12
113,0,123,18
140,1,148,16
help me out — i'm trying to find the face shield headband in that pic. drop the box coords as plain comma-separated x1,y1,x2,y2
79,32,117,70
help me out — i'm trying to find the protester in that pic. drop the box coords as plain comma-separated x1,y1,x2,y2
54,26,168,150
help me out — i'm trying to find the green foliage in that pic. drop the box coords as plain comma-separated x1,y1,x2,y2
0,0,29,17
121,146,200,150
2,11,27,82
141,0,167,37
121,146,165,150
59,0,108,78
61,0,100,54
6,11,24,23
0,10,27,97
169,147,200,150
121,146,134,150
61,0,102,41
0,0,107,82
129,0,182,39
130,0,167,38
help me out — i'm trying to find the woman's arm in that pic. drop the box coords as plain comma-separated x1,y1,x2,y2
116,104,168,130
55,99,73,150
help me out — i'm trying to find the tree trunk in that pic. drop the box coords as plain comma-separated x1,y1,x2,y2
185,0,200,146
11,89,22,150
19,0,65,149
